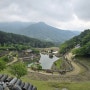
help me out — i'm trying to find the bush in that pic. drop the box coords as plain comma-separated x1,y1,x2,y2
0,60,6,71
0,56,9,62
10,62,27,78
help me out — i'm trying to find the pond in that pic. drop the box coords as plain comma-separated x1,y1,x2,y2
39,53,59,69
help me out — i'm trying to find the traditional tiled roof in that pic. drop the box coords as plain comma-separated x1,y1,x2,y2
0,74,37,90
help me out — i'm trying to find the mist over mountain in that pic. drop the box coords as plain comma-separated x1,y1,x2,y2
0,22,80,44
0,22,33,33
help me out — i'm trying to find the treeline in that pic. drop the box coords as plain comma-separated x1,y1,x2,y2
0,31,54,49
60,29,90,56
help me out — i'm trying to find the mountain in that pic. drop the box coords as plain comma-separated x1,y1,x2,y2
0,30,54,48
60,29,90,56
0,22,33,33
0,22,80,44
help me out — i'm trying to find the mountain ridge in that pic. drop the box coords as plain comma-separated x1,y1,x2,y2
0,22,80,44
60,29,90,56
0,30,54,48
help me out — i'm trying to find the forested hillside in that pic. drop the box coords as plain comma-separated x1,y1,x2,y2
60,29,90,56
0,31,54,49
0,22,80,44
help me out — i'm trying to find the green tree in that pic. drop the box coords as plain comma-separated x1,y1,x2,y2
37,64,42,71
59,29,90,56
72,41,90,56
59,43,68,54
1,56,9,62
0,60,6,71
10,62,27,78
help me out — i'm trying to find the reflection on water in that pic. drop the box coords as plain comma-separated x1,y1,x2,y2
39,53,59,69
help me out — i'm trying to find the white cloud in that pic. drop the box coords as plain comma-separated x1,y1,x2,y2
0,0,90,30
72,0,90,21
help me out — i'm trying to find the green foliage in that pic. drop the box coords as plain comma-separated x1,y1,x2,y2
37,64,42,70
81,33,90,46
0,22,79,45
53,58,62,69
59,43,68,54
0,55,9,71
0,30,54,49
32,48,40,55
59,36,79,54
0,60,6,71
0,55,9,62
31,63,42,71
60,29,90,56
72,42,90,56
72,48,85,56
10,62,27,78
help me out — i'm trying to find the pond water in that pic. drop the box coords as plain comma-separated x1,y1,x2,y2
39,53,59,69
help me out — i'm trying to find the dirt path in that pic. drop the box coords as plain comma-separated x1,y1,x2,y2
7,57,18,66
65,53,81,76
28,52,83,76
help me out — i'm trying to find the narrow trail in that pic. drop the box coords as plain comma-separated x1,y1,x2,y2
65,53,81,76
28,52,82,76
7,57,18,66
7,50,82,76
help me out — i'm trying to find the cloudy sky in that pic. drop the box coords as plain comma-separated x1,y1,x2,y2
0,0,90,31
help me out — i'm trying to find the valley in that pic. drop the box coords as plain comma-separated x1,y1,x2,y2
1,0,90,90
0,29,90,90
0,46,90,90
0,22,80,44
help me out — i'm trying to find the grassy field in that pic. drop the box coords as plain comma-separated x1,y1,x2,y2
76,56,90,66
1,68,90,90
1,56,90,90
22,57,90,90
22,76,90,90
53,58,62,69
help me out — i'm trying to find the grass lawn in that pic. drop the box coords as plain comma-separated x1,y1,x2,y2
22,76,90,90
53,58,62,69
21,56,90,90
76,56,90,66
1,66,90,90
